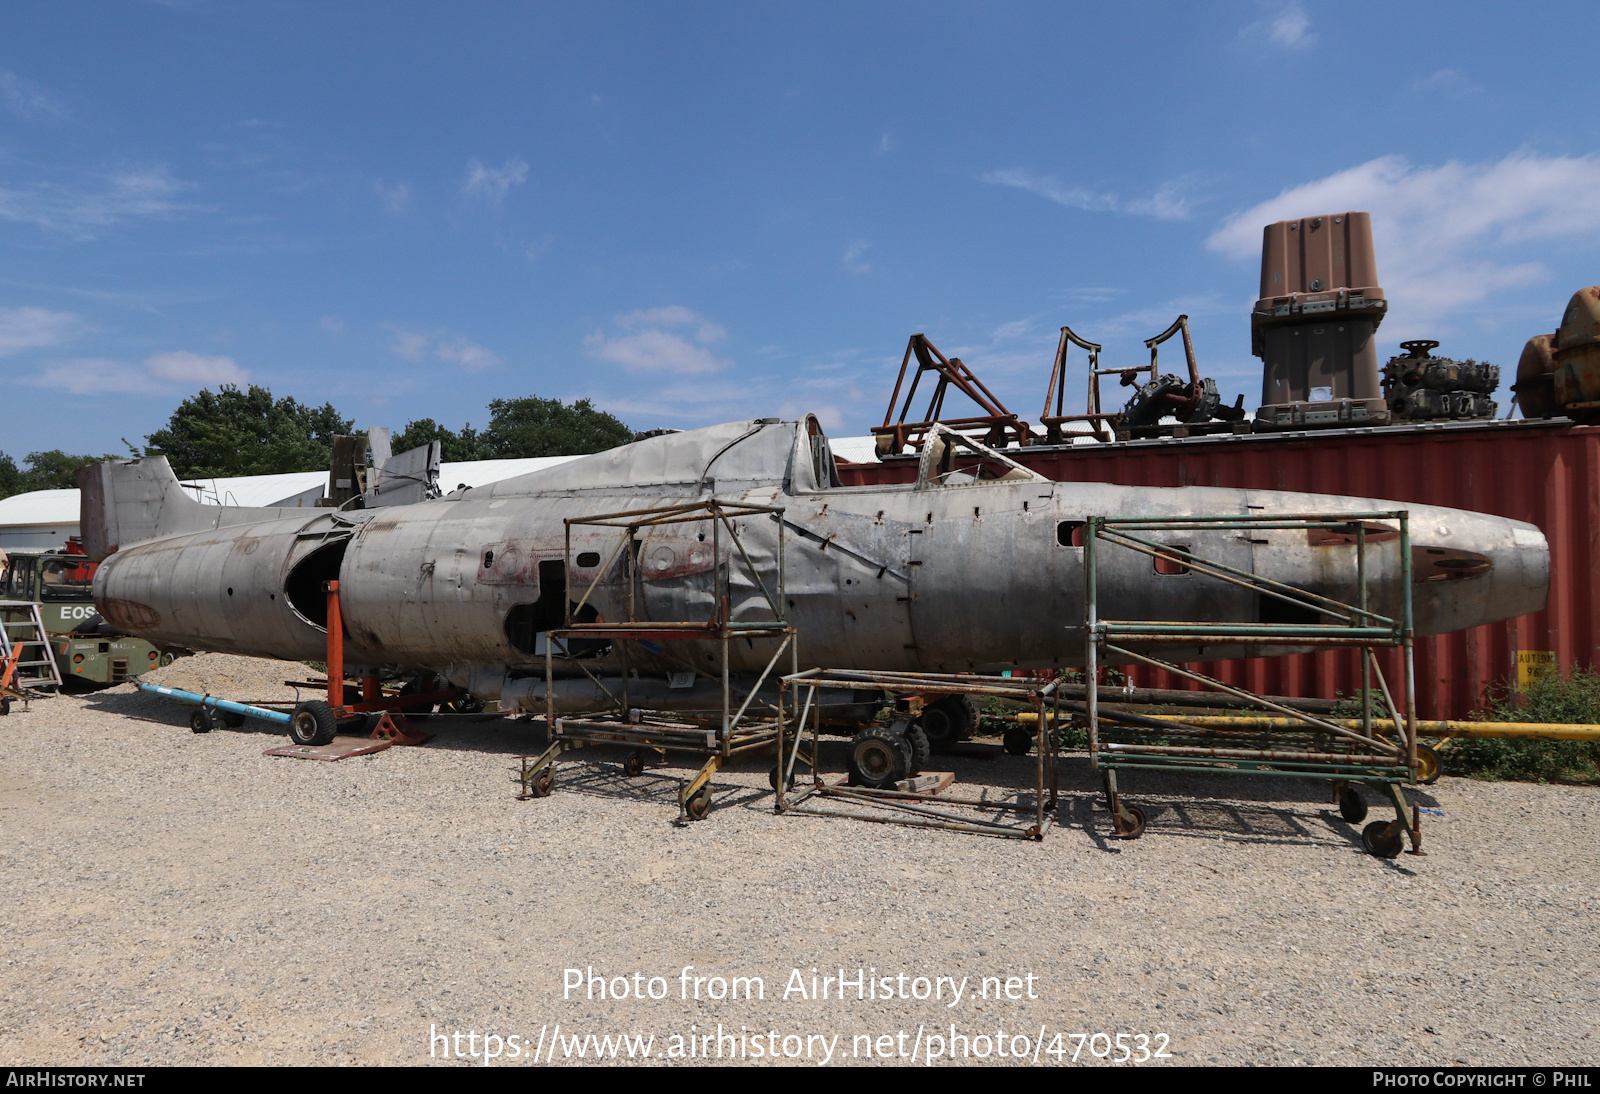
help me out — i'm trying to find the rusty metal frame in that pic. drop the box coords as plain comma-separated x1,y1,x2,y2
1039,325,1127,444
775,668,1059,841
875,334,1032,455
1083,511,1424,852
519,499,796,820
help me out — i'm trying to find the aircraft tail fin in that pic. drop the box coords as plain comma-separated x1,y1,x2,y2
76,456,307,561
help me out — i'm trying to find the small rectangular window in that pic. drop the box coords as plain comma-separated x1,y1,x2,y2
1056,521,1086,547
1153,545,1192,575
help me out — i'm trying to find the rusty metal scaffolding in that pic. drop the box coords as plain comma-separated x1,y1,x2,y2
518,499,796,820
874,334,1033,455
774,669,1059,841
1081,510,1427,857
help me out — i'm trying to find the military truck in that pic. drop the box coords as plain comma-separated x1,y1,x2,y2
0,540,169,686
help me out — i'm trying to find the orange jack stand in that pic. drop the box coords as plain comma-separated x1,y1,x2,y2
370,710,432,746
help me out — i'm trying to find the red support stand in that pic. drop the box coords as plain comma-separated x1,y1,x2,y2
370,711,432,746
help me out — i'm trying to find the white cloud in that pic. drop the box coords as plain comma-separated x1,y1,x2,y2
143,350,249,387
617,305,725,343
981,169,1190,221
875,133,894,156
778,400,844,432
586,329,728,375
32,358,149,395
586,306,733,375
462,157,529,204
842,239,871,274
1413,69,1477,98
374,179,411,214
433,335,503,371
1242,3,1314,49
27,351,247,395
1207,153,1600,332
385,324,502,370
1,71,67,123
0,306,76,355
0,165,193,239
388,326,431,361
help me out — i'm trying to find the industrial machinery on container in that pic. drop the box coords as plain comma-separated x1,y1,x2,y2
1514,286,1600,423
1381,340,1500,421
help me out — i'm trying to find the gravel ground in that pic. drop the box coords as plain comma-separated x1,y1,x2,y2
2,661,1597,1068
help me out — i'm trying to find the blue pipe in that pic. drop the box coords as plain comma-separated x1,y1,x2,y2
137,681,293,725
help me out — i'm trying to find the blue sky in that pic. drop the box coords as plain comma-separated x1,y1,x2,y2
3,1,1599,459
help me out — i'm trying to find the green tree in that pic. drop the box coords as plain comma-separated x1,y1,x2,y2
21,450,101,490
0,453,20,500
0,450,118,498
143,385,354,478
479,396,631,458
390,418,489,462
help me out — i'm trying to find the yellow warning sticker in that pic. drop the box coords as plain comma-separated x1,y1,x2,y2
1516,650,1557,690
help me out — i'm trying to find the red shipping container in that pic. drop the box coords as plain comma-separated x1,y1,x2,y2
837,418,1596,719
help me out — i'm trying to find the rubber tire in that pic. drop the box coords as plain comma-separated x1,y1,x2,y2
624,751,645,777
949,695,981,738
685,786,713,820
288,700,338,746
1338,786,1369,824
923,695,979,743
768,765,795,791
1361,820,1405,859
189,709,214,734
1415,743,1442,785
1003,725,1034,756
0,696,9,717
902,723,931,776
530,767,555,797
848,726,912,788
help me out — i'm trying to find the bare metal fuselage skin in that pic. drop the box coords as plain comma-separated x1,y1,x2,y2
88,419,1549,708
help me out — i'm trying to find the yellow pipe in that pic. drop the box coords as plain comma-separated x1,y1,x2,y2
1016,710,1600,742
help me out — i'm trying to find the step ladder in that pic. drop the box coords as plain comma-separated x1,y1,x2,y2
0,601,64,698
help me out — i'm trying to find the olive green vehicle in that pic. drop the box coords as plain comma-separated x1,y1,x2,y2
0,547,169,687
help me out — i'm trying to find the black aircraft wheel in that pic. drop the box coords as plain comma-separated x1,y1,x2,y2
288,700,338,746
902,723,931,776
1361,820,1405,859
1415,743,1442,785
623,750,645,777
847,726,911,788
1003,725,1033,756
685,786,713,821
1338,786,1369,824
223,711,247,729
1110,804,1146,840
529,766,555,798
189,709,214,734
923,695,981,744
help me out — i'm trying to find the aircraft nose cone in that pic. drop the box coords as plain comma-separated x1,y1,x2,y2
1409,516,1548,637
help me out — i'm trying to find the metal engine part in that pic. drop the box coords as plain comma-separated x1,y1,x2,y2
1382,341,1499,421
1121,374,1190,427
